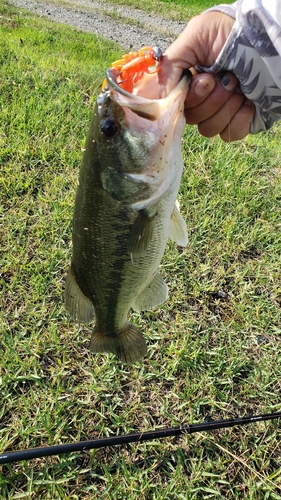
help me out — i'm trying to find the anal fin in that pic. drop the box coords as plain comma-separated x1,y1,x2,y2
64,265,95,323
89,322,147,363
132,271,168,312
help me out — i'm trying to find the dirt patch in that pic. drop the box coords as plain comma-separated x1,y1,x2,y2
8,0,186,50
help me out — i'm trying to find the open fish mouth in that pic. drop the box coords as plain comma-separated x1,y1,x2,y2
102,67,192,211
106,68,136,99
106,67,192,98
105,67,192,121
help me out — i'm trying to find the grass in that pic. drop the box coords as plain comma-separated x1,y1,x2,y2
1,2,281,499
105,0,234,20
34,0,234,23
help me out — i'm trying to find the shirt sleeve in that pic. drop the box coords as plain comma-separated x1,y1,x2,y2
197,0,281,133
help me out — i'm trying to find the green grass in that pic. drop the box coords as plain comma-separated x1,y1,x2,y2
1,2,281,499
106,0,234,20
36,0,234,23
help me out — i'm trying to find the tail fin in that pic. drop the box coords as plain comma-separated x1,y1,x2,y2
89,323,147,363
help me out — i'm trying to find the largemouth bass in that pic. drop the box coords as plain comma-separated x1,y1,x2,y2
65,69,191,363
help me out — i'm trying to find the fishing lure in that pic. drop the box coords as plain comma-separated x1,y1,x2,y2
103,46,163,93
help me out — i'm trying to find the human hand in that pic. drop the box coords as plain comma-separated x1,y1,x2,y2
185,71,255,142
158,12,255,141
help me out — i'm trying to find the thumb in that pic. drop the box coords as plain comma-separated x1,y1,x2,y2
158,12,234,95
158,18,202,95
158,48,197,98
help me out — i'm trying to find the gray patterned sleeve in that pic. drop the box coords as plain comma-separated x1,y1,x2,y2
197,0,281,133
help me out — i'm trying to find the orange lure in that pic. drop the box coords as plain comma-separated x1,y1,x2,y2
103,46,163,93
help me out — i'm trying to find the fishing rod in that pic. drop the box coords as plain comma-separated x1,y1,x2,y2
0,411,280,465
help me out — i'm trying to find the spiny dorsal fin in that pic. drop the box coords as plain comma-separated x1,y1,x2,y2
169,201,188,246
64,265,95,323
131,271,168,312
127,209,156,255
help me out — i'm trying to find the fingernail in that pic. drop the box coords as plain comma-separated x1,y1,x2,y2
194,76,216,97
220,74,230,87
220,72,236,91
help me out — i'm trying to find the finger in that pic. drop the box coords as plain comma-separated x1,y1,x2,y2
220,100,255,142
185,73,216,108
185,72,240,124
157,21,199,96
158,55,184,98
158,12,235,95
197,91,245,137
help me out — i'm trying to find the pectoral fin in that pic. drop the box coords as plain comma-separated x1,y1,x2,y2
132,271,168,311
64,265,95,323
127,209,155,255
169,202,188,246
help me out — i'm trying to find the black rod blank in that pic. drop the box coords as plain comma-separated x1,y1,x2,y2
0,411,280,465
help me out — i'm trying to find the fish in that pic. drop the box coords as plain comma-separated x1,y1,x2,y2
64,68,191,363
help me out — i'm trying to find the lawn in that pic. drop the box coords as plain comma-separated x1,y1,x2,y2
31,0,234,22
106,0,234,19
0,2,281,499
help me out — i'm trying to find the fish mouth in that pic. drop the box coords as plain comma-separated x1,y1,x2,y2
106,68,135,100
106,68,192,99
105,68,192,121
103,68,192,211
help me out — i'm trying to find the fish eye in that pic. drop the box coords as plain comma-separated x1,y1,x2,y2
101,118,120,137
